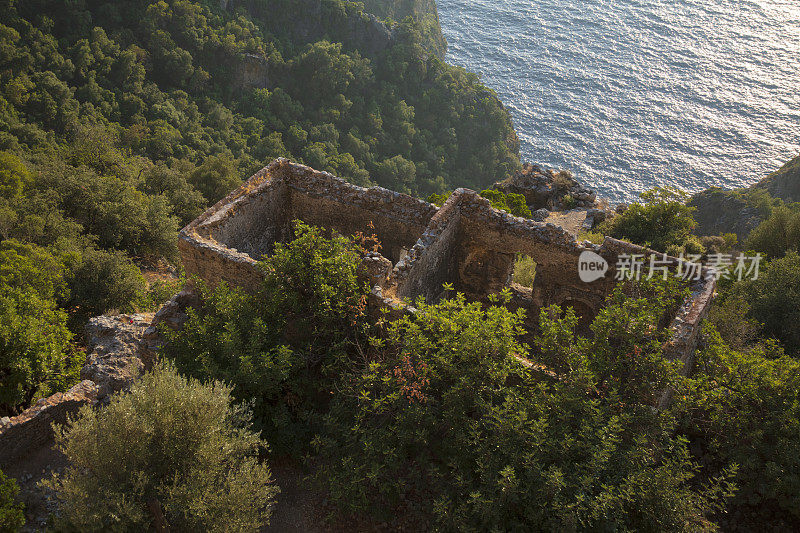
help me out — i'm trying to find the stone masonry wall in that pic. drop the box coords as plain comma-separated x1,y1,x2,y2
180,159,717,380
180,159,437,289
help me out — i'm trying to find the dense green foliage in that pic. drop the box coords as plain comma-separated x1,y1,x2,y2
0,469,24,533
746,205,800,258
0,239,82,415
169,228,790,530
45,362,278,532
312,281,734,531
726,251,800,354
601,187,703,254
163,222,370,453
0,0,520,414
685,332,800,530
512,254,537,287
478,188,532,217
426,188,532,217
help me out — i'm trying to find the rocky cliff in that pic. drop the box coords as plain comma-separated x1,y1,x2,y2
361,0,446,55
690,153,799,241
223,0,445,59
753,154,800,203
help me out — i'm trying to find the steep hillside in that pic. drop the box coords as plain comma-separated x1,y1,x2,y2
754,153,800,202
0,0,520,419
361,0,446,55
690,154,799,240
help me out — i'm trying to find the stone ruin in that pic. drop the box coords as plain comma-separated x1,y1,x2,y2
180,158,716,370
1,158,716,491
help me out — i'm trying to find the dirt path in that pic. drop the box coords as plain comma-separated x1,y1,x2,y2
543,209,589,236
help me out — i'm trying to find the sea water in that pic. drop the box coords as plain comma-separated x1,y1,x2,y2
437,0,800,202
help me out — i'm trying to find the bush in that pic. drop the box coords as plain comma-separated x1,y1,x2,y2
479,189,532,217
313,283,730,530
65,246,146,318
0,240,81,415
602,187,699,254
512,254,537,287
687,331,800,530
729,251,800,354
745,206,800,259
163,222,370,453
0,469,24,533
45,362,278,532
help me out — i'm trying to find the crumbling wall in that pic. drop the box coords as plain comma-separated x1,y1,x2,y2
180,159,436,289
395,192,463,303
0,314,154,468
0,381,99,469
179,158,717,382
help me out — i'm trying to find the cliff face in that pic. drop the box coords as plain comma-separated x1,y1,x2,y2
690,153,799,240
753,154,800,203
361,0,446,55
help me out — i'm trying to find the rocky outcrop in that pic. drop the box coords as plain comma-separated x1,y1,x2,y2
141,290,200,366
493,163,599,211
360,0,446,56
689,187,769,241
753,153,800,203
81,314,152,401
1,312,156,468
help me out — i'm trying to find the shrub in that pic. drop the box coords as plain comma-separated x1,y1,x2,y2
0,287,81,416
425,191,452,207
163,222,369,453
479,189,532,217
687,331,800,530
313,283,730,530
602,187,699,253
0,469,24,533
553,169,576,193
44,362,278,532
512,254,537,287
0,240,81,415
729,251,800,354
65,246,146,318
745,206,800,259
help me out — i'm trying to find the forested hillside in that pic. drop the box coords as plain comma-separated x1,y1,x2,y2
0,0,519,415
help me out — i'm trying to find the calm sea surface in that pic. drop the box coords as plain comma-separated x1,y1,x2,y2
437,0,800,202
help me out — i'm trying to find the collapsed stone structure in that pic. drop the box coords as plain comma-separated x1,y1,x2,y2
180,158,716,373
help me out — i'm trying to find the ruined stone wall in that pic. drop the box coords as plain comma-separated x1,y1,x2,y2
179,158,717,381
180,159,437,289
0,381,98,469
0,314,154,468
394,192,464,303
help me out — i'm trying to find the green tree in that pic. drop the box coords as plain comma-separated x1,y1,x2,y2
0,151,31,199
746,206,800,258
480,188,532,217
0,240,81,415
188,155,240,204
45,362,278,532
603,187,701,254
730,251,800,354
687,331,800,530
0,469,24,533
163,222,370,452
313,282,730,530
0,287,79,415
